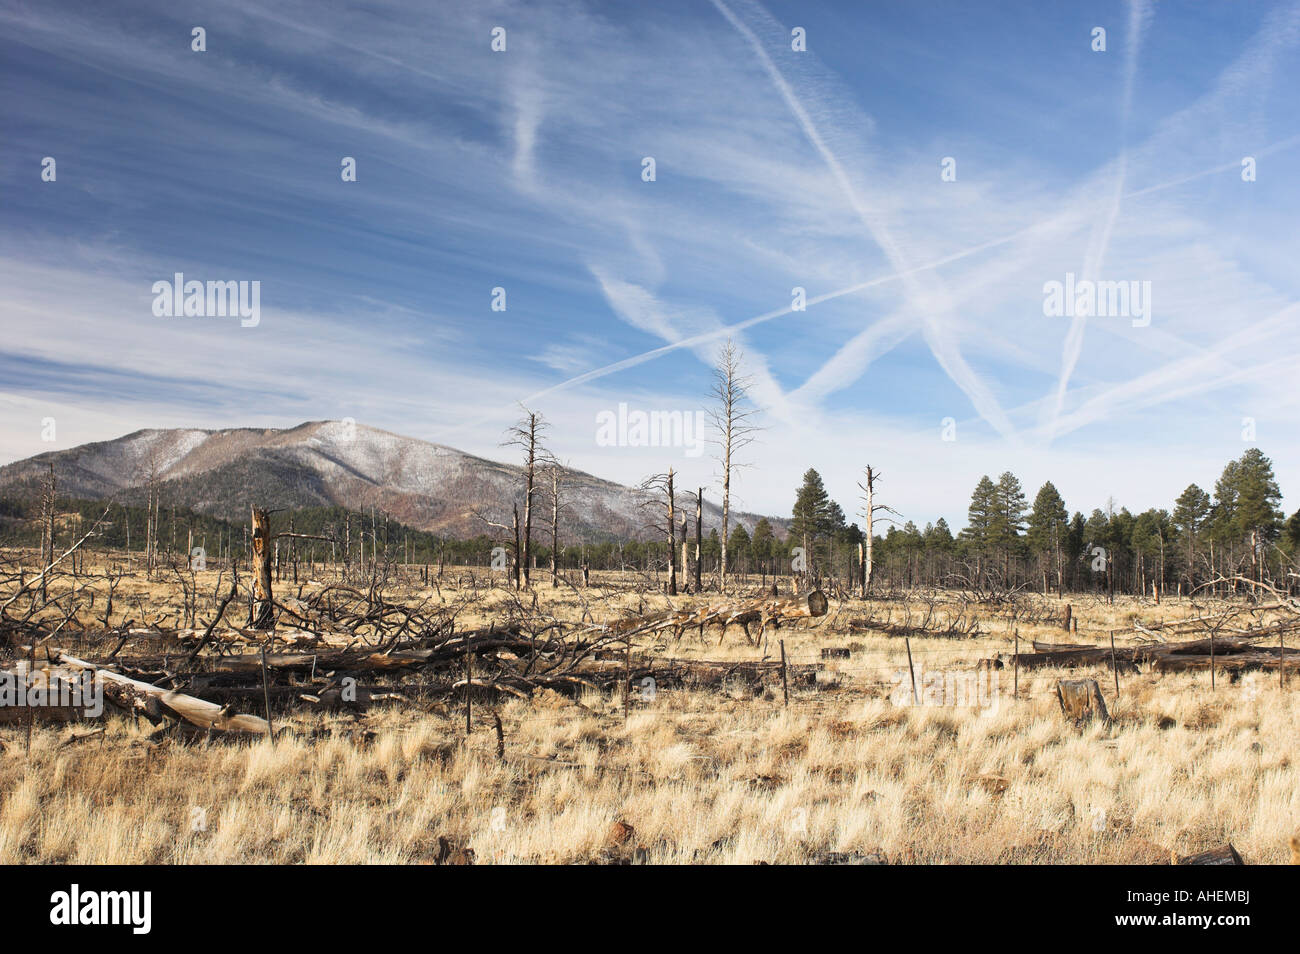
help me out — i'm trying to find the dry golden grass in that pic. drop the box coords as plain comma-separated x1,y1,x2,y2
2,562,1298,864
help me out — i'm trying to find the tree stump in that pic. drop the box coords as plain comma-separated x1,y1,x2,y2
1056,678,1109,723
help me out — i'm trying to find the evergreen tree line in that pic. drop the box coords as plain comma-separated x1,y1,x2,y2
784,447,1300,595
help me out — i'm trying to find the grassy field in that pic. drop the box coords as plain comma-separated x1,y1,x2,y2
2,558,1298,864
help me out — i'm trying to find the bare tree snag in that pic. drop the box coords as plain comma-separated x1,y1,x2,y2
709,339,760,594
640,469,678,596
251,507,275,629
547,462,563,588
505,408,548,588
858,466,898,597
666,469,676,596
40,463,56,604
694,488,703,592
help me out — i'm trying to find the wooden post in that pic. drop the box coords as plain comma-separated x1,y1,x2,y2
1013,630,1019,699
623,634,632,721
1110,630,1120,699
1282,632,1287,689
260,643,274,745
464,642,472,735
1210,631,1216,691
780,639,789,708
906,636,919,706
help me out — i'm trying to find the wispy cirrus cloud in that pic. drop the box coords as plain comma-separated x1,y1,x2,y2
1,0,1297,526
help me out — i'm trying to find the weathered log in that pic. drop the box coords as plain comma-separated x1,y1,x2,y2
1056,678,1109,722
56,652,270,735
1173,844,1243,865
1150,652,1300,675
600,590,828,643
1000,647,1137,671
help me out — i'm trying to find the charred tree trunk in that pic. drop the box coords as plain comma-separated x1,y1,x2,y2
695,488,703,592
550,468,560,588
251,507,275,630
667,469,677,596
512,503,522,591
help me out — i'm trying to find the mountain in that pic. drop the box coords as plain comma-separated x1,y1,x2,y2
0,421,781,541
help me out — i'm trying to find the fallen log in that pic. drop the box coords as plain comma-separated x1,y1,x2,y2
55,652,270,735
1173,844,1243,865
992,632,1288,674
599,590,828,644
997,647,1138,672
1150,652,1300,675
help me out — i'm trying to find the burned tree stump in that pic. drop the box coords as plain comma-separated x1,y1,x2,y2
251,507,275,630
1056,678,1109,723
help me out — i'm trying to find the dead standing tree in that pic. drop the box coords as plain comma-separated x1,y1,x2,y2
858,465,899,597
249,507,334,630
139,449,164,578
544,458,571,588
640,468,679,596
708,339,761,594
251,508,275,628
504,408,548,588
38,462,56,604
473,508,521,589
693,488,704,592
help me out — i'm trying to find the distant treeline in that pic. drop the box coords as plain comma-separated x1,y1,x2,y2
0,498,728,576
787,447,1300,595
3,445,1298,594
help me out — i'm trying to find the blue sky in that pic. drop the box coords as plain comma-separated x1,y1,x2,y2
1,0,1298,529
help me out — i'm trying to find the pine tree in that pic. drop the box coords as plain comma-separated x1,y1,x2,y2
728,523,751,574
750,518,775,576
1065,512,1086,588
791,468,832,578
961,475,998,581
927,517,954,548
1083,508,1110,591
1230,448,1283,579
1131,509,1171,596
990,472,1027,582
1172,483,1211,586
1026,481,1068,593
